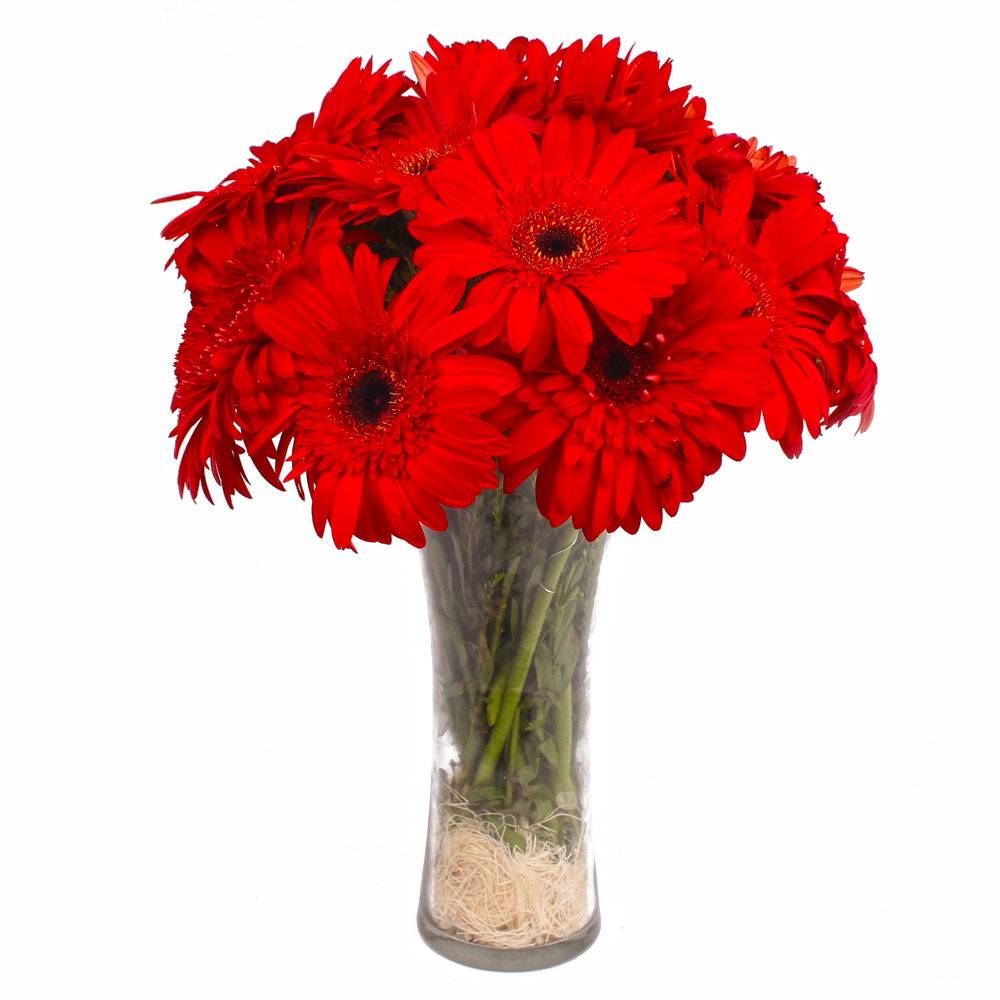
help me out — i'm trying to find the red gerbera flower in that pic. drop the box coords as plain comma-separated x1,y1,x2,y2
288,104,474,220
797,288,877,433
154,113,319,242
412,112,691,374
352,122,473,213
311,56,411,149
250,244,518,550
155,58,410,242
703,193,873,457
409,36,530,129
289,40,536,221
539,36,711,151
487,257,773,539
678,133,823,240
745,138,822,220
169,192,331,505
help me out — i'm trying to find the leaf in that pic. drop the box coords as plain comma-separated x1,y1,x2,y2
538,737,559,767
502,829,527,852
552,624,572,668
435,614,464,644
440,680,466,698
467,785,504,802
556,596,579,642
530,792,554,821
494,638,515,669
449,531,467,606
553,630,580,689
534,643,558,691
441,564,456,618
476,635,494,689
486,700,500,728
513,757,539,786
502,555,522,598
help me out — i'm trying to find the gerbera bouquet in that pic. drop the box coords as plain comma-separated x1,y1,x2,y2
158,35,875,968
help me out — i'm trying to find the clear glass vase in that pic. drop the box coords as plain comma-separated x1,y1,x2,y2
417,476,607,971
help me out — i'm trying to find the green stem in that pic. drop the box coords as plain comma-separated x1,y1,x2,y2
473,521,580,788
504,704,521,807
554,679,575,801
458,715,484,784
490,554,520,665
485,659,512,727
553,679,581,841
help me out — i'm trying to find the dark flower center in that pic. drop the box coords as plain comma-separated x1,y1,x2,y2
534,227,582,259
601,348,633,382
585,332,652,407
502,185,623,276
347,370,395,426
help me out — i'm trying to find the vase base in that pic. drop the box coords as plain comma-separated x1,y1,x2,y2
416,907,600,972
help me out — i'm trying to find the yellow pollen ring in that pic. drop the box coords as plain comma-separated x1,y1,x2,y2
395,148,444,177
367,132,467,178
512,208,607,271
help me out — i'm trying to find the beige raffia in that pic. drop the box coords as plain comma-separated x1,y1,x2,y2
431,810,589,948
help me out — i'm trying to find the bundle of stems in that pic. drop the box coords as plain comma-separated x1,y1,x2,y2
423,478,606,849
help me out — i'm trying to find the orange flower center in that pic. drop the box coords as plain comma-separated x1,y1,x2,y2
488,175,631,283
511,207,608,273
393,148,443,177
365,127,470,178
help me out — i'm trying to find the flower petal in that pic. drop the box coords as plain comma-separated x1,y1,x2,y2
578,270,652,320
507,284,541,352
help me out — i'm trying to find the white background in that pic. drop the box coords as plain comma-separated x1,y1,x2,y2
3,1,998,998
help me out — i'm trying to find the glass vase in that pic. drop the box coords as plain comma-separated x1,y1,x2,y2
417,476,607,971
